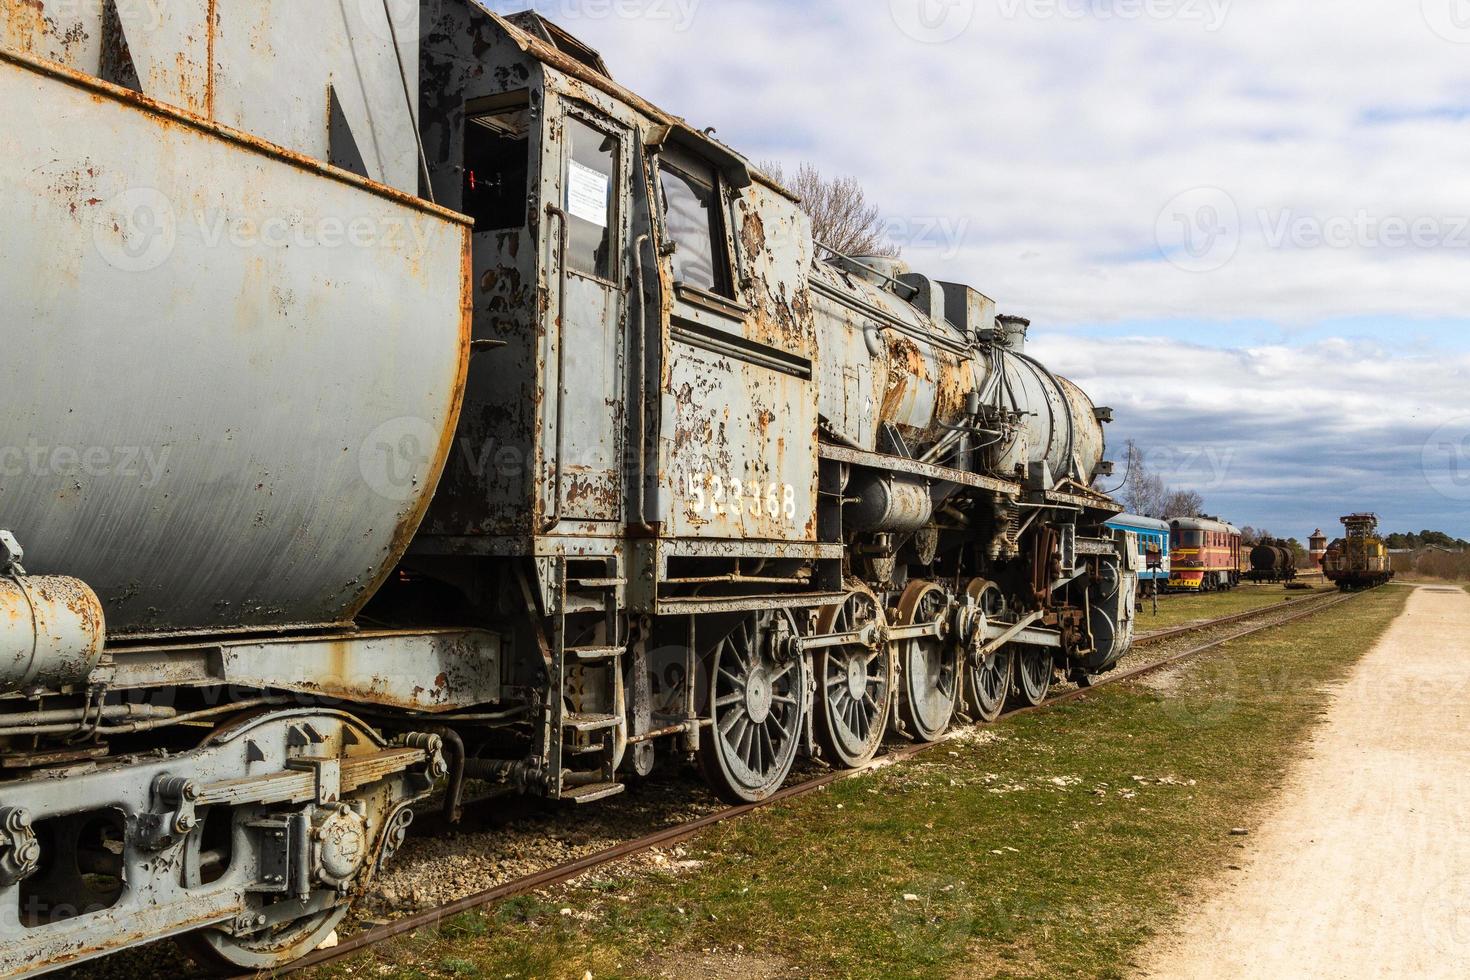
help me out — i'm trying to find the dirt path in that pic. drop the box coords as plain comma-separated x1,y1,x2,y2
1139,584,1470,979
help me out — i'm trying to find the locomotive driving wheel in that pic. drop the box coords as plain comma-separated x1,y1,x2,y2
698,609,809,804
960,579,1011,724
1011,646,1053,707
813,585,895,769
893,581,959,743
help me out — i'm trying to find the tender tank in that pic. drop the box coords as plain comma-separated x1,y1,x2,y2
0,49,472,637
1250,543,1295,575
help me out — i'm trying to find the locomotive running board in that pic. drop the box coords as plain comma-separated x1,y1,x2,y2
90,629,504,713
818,443,1021,496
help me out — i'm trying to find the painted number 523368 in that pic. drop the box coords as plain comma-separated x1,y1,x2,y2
686,472,797,524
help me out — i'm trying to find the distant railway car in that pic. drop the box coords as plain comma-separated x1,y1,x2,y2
1169,517,1241,591
1248,538,1298,583
1324,514,1394,590
1107,514,1171,595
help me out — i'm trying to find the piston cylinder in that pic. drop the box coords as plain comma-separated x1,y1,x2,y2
1,576,106,695
846,475,933,533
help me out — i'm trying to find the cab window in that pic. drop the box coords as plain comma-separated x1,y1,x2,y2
464,101,532,232
565,116,619,280
658,154,733,297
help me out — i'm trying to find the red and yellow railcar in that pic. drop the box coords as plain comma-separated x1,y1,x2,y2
1168,517,1242,591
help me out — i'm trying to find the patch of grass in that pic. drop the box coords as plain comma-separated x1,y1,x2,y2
315,586,1409,980
1136,581,1321,632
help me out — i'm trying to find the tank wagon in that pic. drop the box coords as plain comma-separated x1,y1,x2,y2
1106,514,1170,595
1167,517,1241,592
0,5,1131,974
1247,538,1298,584
1323,514,1394,590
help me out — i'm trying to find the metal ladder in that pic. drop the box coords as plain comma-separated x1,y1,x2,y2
545,557,628,804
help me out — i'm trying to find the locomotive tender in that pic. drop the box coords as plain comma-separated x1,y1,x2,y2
0,4,1130,973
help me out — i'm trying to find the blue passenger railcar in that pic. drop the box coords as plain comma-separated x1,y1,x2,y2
1106,513,1171,594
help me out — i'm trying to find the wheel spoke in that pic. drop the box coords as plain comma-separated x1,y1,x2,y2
767,712,789,741
720,708,745,738
737,717,755,766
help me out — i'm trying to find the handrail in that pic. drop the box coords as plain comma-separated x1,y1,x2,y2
542,204,571,533
631,233,655,532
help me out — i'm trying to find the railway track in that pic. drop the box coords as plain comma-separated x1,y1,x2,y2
1132,588,1339,645
248,587,1364,979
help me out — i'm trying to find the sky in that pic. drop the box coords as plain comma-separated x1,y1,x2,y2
482,0,1470,539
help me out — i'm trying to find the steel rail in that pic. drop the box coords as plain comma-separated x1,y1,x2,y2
1132,588,1339,647
250,586,1368,979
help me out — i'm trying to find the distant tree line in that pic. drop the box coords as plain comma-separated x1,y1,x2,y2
1116,440,1206,520
1383,530,1469,551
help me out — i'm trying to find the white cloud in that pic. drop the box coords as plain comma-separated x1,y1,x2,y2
555,0,1470,324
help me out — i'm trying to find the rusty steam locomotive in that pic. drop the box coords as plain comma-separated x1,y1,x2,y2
0,4,1132,973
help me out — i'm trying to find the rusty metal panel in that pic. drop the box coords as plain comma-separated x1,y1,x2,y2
0,51,470,637
0,1,422,193
659,338,817,541
655,180,820,543
0,0,104,72
90,629,504,711
208,0,422,192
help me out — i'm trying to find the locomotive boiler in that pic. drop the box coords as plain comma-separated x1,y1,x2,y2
0,4,1131,974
